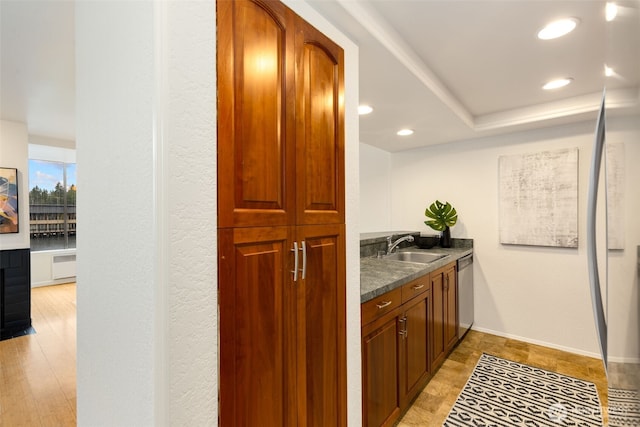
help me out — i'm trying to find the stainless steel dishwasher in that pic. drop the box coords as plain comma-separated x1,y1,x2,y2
457,253,474,338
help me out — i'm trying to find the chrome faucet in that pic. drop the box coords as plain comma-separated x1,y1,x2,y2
386,235,415,255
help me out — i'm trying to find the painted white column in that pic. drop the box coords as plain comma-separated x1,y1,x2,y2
162,1,218,425
76,1,217,425
76,1,157,424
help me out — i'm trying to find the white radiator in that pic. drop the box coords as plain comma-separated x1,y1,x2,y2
52,254,77,279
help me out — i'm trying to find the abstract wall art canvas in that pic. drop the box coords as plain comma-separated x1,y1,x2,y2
0,167,19,234
499,148,578,248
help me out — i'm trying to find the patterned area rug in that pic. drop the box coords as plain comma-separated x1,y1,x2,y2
609,388,640,427
444,353,603,426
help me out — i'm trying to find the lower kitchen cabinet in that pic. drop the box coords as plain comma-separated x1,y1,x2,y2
399,289,431,409
362,260,460,426
362,312,401,427
431,262,458,372
443,264,458,352
361,275,431,427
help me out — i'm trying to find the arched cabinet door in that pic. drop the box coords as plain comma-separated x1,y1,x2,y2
217,0,295,228
294,21,345,226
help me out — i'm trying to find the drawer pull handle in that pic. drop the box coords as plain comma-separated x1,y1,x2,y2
376,300,392,309
412,284,425,291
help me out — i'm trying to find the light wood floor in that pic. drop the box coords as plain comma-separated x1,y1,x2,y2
0,283,77,427
0,284,607,427
398,329,608,426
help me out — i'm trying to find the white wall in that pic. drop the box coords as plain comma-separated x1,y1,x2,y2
29,142,76,162
163,1,217,424
30,134,75,150
0,120,30,250
606,116,640,362
360,142,392,232
77,2,162,424
77,1,360,426
364,117,639,359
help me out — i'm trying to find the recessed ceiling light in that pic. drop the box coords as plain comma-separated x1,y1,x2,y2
358,105,373,115
537,18,579,40
397,129,414,136
606,2,618,21
542,78,573,90
604,65,614,77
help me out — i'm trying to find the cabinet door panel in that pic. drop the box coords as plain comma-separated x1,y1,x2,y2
298,224,346,427
444,267,458,351
295,20,345,225
218,227,296,426
431,272,445,372
362,317,400,427
401,294,430,406
217,0,295,227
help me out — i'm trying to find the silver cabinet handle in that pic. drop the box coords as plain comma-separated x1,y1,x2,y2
376,300,392,309
404,316,408,339
300,241,307,280
291,242,299,282
412,284,425,291
399,317,408,339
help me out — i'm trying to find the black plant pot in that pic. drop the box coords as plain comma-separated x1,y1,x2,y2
441,226,451,248
416,235,440,249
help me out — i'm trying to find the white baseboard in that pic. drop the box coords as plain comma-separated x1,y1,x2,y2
470,325,603,360
608,355,640,364
31,277,76,288
471,326,640,364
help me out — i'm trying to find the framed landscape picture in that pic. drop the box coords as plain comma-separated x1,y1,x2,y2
0,167,19,234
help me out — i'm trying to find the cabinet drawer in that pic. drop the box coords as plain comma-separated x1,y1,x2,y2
401,275,430,304
361,287,402,325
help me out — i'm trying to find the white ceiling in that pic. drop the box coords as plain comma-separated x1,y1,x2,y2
1,1,638,151
1,0,75,141
309,0,640,151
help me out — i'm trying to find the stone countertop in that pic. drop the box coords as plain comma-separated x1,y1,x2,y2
360,246,472,303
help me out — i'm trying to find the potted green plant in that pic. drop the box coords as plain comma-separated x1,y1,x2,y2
424,200,458,248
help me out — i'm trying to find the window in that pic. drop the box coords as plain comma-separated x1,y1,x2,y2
28,160,77,251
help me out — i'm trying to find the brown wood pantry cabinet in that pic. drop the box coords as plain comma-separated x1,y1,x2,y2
217,0,346,426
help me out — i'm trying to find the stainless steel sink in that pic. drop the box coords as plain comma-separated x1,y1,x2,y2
384,251,449,264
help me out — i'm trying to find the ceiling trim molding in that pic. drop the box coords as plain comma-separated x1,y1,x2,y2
336,0,475,128
474,87,640,130
606,86,640,110
474,92,603,130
